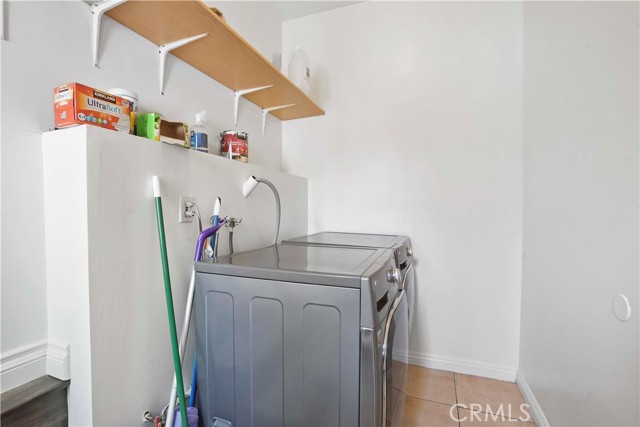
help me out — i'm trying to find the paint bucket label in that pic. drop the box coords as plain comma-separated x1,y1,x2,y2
220,131,248,162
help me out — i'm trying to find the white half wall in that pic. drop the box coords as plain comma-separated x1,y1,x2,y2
1,0,283,391
43,125,308,426
520,2,639,426
282,1,524,377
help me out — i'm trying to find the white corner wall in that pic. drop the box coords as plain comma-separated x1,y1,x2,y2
282,2,524,379
1,0,283,392
520,2,639,426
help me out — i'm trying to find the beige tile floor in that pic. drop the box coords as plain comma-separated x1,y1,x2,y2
391,365,537,427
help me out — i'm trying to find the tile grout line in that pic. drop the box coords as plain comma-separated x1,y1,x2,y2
410,366,535,426
407,393,535,426
453,373,460,427
451,371,533,425
406,395,457,408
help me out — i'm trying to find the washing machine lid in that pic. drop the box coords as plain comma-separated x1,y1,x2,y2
284,232,405,249
195,243,392,288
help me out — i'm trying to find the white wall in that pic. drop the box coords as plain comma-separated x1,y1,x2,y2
1,0,284,391
211,1,282,69
520,2,639,426
282,2,524,378
43,126,307,426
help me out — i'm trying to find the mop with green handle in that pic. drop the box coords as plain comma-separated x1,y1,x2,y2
152,176,189,427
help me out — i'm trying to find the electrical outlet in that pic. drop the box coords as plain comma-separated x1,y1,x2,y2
179,196,194,223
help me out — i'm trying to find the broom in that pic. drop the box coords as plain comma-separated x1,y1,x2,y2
152,176,189,427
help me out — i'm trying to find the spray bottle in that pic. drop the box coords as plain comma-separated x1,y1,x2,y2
190,111,208,153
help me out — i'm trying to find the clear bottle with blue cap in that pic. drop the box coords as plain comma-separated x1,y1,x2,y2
190,111,209,153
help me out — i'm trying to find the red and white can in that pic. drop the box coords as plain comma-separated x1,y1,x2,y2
220,130,248,163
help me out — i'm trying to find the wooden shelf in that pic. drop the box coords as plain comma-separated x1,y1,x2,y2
106,1,324,121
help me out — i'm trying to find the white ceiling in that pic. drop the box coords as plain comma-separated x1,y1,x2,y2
208,1,362,23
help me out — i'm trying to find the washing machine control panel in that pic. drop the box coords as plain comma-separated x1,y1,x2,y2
362,253,398,330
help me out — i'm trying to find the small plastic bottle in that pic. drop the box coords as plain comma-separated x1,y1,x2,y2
190,111,208,153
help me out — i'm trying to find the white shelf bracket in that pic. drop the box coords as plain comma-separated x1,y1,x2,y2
158,33,209,95
261,104,296,136
234,85,273,126
90,0,127,68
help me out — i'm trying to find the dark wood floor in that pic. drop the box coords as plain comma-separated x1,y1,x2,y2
1,376,69,427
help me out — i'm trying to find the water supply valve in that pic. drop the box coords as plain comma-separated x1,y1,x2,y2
224,217,243,230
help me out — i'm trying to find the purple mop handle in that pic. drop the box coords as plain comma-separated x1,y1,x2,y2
195,219,225,262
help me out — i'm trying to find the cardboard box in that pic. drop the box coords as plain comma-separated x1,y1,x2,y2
136,113,189,148
54,83,130,133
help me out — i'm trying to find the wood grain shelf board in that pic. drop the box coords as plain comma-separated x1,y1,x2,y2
106,0,324,121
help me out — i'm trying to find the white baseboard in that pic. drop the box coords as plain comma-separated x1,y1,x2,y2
516,370,550,427
46,338,71,381
1,340,47,393
407,351,518,382
1,338,70,393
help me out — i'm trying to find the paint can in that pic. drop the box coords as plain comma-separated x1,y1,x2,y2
220,130,248,162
